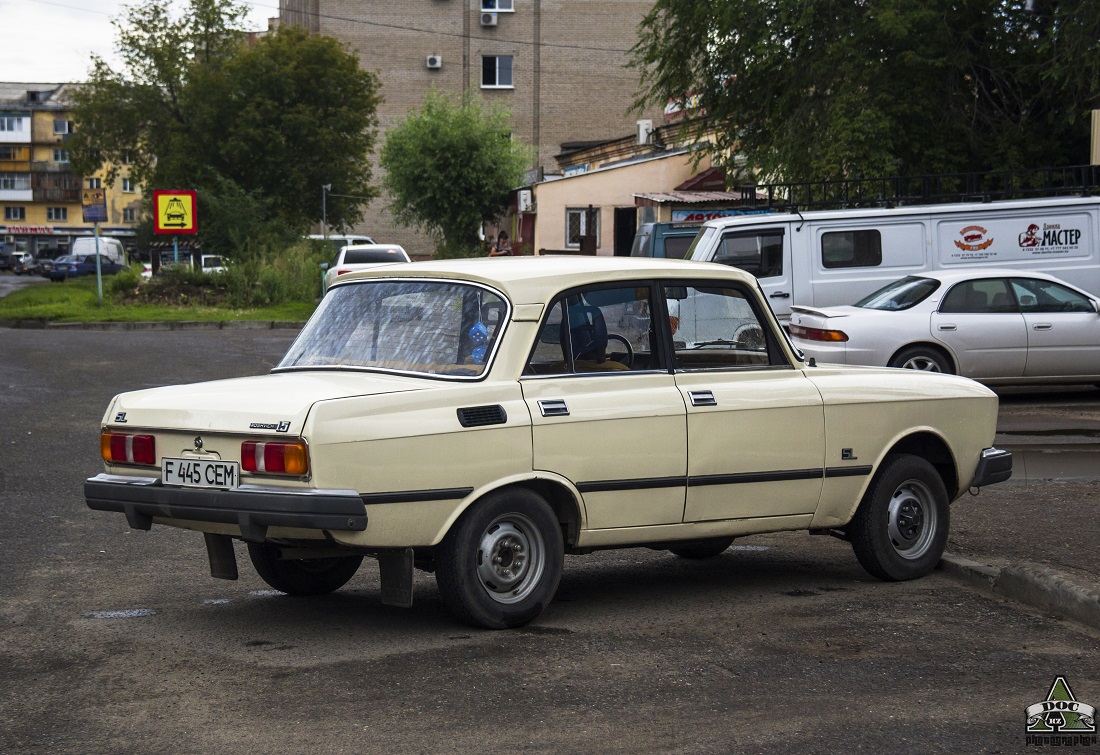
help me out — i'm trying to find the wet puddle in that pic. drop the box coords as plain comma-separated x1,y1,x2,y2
997,441,1100,481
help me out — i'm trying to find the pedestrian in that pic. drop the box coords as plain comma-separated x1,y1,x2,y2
488,230,512,257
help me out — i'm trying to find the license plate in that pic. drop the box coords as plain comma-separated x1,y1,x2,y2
162,457,240,489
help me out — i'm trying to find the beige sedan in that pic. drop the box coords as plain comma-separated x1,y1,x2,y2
86,257,1012,628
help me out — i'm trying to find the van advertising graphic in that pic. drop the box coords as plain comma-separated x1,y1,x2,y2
939,214,1089,264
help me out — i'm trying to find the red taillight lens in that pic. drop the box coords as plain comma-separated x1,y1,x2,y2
101,432,157,465
241,440,309,476
336,268,352,276
788,323,849,342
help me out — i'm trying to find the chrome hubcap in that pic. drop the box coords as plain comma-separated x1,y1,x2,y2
887,480,937,560
476,513,545,604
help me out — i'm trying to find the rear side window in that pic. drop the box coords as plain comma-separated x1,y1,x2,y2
821,230,882,269
663,235,695,260
713,229,784,278
940,279,1014,313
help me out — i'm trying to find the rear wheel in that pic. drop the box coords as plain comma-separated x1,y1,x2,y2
668,537,735,559
849,455,949,581
435,489,564,629
889,346,952,373
247,543,363,595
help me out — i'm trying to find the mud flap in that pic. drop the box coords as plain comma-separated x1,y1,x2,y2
378,548,414,608
204,533,238,580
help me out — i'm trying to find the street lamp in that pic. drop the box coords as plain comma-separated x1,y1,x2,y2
321,183,332,241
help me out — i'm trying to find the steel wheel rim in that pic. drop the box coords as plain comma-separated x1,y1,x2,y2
901,354,942,372
476,513,545,604
887,480,937,560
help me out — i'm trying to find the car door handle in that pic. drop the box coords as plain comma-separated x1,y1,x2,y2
1032,323,1053,331
769,292,791,299
688,390,717,407
938,324,957,331
537,399,569,417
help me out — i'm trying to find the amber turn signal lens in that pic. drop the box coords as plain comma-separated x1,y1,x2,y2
241,440,309,476
788,324,849,342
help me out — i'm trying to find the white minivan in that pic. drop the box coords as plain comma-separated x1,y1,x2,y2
70,236,126,265
689,196,1100,320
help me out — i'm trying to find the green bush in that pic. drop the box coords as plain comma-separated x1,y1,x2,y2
107,263,145,299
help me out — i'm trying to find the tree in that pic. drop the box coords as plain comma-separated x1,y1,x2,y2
69,0,381,253
380,90,533,258
631,0,1100,185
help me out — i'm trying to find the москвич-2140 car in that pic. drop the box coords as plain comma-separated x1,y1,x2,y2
85,257,1012,629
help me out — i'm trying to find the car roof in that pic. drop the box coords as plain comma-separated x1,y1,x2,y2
910,268,1075,285
335,255,758,305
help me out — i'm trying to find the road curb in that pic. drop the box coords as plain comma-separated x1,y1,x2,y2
0,319,304,330
939,553,1100,630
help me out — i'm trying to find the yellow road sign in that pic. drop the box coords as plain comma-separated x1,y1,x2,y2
153,190,197,234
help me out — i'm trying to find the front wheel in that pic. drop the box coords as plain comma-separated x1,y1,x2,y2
247,543,363,595
849,455,949,581
889,346,952,373
435,489,564,629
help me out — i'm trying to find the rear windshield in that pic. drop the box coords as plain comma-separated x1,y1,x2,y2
344,248,406,264
855,276,941,311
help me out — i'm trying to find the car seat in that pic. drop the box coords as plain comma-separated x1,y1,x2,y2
560,305,628,371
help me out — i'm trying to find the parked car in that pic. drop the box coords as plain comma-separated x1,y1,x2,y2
11,253,37,275
322,243,410,291
48,254,124,281
789,269,1100,385
85,257,1011,629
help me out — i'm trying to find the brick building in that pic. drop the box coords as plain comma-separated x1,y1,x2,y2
280,0,665,257
0,83,141,260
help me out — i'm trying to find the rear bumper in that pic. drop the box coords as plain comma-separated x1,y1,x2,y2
970,447,1013,488
85,473,367,541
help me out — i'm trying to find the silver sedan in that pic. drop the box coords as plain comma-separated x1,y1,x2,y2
789,268,1100,385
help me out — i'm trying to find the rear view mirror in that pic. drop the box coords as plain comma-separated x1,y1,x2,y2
319,262,330,270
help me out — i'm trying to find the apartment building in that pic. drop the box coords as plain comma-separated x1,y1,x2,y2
280,0,666,257
0,83,141,259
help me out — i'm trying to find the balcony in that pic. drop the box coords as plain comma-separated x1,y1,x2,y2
33,187,80,202
30,161,72,173
0,188,34,202
0,160,31,172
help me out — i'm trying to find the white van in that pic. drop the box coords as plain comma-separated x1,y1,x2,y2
70,236,125,265
689,196,1100,320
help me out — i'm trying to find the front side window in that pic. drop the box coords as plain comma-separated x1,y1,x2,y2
713,229,784,278
277,280,508,379
821,229,882,269
47,207,67,221
665,284,779,370
525,284,655,375
481,55,513,88
566,207,600,248
53,149,70,163
5,206,26,221
1010,278,1095,313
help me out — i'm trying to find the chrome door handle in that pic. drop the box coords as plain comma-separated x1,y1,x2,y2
769,292,791,299
938,324,957,331
1033,323,1053,330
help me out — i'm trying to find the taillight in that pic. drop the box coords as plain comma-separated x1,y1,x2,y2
336,268,352,276
101,432,157,465
241,440,309,476
788,323,849,342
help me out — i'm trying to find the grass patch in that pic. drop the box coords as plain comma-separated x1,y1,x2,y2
0,277,316,323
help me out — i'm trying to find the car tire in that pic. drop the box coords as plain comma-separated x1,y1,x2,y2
848,454,949,581
668,537,735,559
247,543,363,595
435,488,564,629
889,346,953,373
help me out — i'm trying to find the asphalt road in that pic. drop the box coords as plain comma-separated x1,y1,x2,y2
1,329,1098,754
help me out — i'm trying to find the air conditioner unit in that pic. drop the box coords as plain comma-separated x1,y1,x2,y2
517,189,533,213
636,119,654,145
426,54,442,69
480,12,498,27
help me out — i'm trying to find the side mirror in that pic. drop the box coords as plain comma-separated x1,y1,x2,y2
319,262,329,270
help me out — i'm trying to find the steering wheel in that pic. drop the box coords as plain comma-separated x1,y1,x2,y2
605,333,634,368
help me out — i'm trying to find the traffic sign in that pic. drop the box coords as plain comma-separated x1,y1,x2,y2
81,188,107,223
153,190,198,235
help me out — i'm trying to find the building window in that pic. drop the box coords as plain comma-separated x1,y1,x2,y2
53,119,73,135
122,178,135,193
0,146,19,160
87,177,102,189
0,116,25,132
121,152,133,165
0,173,31,190
47,207,68,221
53,149,70,163
481,55,513,88
123,207,137,223
482,0,514,9
566,207,600,248
5,207,26,221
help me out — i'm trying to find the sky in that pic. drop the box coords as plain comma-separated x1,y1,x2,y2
0,0,280,84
